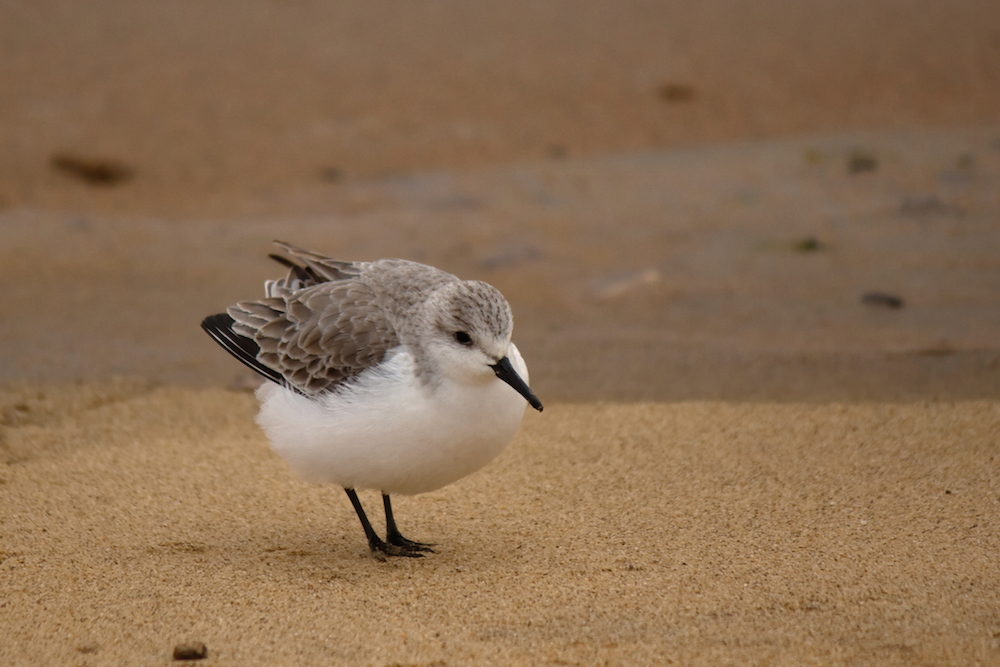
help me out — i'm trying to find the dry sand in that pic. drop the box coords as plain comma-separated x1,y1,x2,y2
2,384,999,665
2,1,1000,665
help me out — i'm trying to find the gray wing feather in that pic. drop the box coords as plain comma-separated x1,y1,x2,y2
263,241,367,298
229,279,398,396
272,240,365,283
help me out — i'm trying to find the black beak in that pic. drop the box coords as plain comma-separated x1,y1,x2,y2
491,357,544,412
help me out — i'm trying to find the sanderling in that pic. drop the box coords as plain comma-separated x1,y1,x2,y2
202,241,542,558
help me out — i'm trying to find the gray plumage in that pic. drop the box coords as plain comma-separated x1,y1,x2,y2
226,241,513,396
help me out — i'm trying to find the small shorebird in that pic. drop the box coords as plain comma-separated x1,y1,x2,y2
202,241,542,558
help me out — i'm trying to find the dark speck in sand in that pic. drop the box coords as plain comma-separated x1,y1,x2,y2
659,83,697,102
319,167,345,182
50,154,133,186
847,152,878,174
793,237,823,252
861,292,904,309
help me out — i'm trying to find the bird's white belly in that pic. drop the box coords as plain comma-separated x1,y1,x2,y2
255,345,529,495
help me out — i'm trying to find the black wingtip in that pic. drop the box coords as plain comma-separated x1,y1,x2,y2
200,313,232,343
200,312,230,332
201,313,241,345
201,313,285,386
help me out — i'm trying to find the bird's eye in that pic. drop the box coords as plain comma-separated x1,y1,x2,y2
454,331,472,345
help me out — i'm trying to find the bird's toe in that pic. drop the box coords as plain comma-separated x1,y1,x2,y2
387,533,436,553
368,537,426,559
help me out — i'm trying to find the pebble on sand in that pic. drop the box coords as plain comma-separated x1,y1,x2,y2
173,642,208,661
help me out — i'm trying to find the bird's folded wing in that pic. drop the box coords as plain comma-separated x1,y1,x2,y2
228,280,399,396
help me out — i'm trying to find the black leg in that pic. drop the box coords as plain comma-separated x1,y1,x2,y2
383,493,435,552
344,488,423,559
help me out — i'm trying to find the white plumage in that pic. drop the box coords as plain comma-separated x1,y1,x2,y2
256,343,530,495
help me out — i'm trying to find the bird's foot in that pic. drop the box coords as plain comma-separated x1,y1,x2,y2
367,535,428,560
387,531,435,553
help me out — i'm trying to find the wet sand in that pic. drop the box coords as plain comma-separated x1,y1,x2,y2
3,127,1000,401
2,0,1000,218
2,1,1000,665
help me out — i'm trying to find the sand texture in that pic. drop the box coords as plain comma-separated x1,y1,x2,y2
2,385,999,665
2,1,1000,665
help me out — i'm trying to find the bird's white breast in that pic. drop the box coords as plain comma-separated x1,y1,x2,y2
255,344,530,495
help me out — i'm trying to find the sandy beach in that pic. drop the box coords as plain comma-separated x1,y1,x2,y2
2,386,999,664
2,1,1000,664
